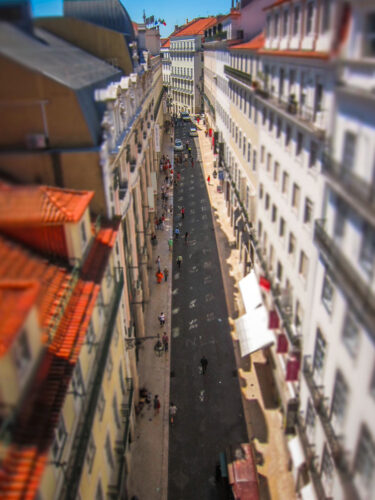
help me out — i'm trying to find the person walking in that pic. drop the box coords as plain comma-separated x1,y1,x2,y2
181,207,185,219
207,175,211,184
158,312,165,327
155,255,161,272
168,237,173,252
200,355,208,374
176,255,183,269
156,270,163,284
174,227,180,240
163,267,169,282
184,231,189,246
169,402,177,424
162,332,169,353
153,395,161,416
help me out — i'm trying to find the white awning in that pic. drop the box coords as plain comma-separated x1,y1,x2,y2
288,436,305,469
300,483,318,500
235,307,275,357
239,270,262,312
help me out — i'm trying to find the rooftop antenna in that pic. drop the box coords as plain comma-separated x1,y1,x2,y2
143,9,146,23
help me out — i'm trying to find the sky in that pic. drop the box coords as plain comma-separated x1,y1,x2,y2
30,0,231,38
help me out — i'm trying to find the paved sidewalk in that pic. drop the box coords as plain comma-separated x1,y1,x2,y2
128,132,173,500
197,127,296,500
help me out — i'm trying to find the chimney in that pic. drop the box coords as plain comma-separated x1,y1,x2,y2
186,18,188,24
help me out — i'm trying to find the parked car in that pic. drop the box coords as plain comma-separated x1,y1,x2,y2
189,127,198,137
181,111,190,122
174,139,184,151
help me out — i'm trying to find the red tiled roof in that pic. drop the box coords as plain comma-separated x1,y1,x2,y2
0,281,40,357
173,17,216,37
0,185,94,226
161,38,170,48
264,0,291,11
230,33,265,50
259,49,330,59
0,211,119,498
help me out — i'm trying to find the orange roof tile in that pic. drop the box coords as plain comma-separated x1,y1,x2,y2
259,48,330,59
0,185,94,226
230,33,265,50
173,17,216,37
161,38,170,48
0,281,40,357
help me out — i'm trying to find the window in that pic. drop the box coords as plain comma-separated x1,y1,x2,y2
106,352,113,380
86,322,95,351
293,5,300,35
364,13,375,57
52,416,67,461
283,9,289,36
247,142,251,162
253,150,257,171
276,261,283,281
271,204,277,222
296,132,303,156
359,224,375,276
333,198,346,238
285,125,291,147
273,162,280,182
305,399,315,430
299,250,309,279
291,183,300,211
243,137,246,156
321,445,334,484
279,217,285,237
260,145,265,163
259,183,264,199
239,131,242,149
306,2,314,34
274,12,279,37
342,310,360,358
266,153,272,172
294,300,303,332
355,425,375,490
309,141,318,168
313,328,326,374
370,365,375,400
303,198,313,225
321,0,330,32
282,171,289,195
268,111,274,132
321,271,334,314
86,434,96,473
97,389,105,421
276,117,282,138
12,330,31,379
265,193,270,210
81,221,87,244
342,131,356,171
72,361,85,398
288,233,296,256
95,481,104,500
119,363,126,395
331,370,348,424
105,433,114,469
113,393,121,429
258,220,263,238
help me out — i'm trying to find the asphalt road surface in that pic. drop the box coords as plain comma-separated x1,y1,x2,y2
168,120,248,500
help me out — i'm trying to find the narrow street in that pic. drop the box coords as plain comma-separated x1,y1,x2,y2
168,121,248,499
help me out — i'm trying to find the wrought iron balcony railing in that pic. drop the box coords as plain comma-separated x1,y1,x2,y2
314,220,375,338
60,271,125,500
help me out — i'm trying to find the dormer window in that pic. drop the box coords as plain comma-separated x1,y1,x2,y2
266,15,271,37
306,2,315,35
283,9,289,36
274,12,279,37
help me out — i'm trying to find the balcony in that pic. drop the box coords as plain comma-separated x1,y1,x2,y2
314,220,375,338
205,31,227,42
108,378,134,499
302,357,361,500
224,65,253,86
59,271,125,500
322,153,375,225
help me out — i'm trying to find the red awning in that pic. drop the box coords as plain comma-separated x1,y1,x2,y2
276,333,288,353
286,356,300,381
259,276,270,291
268,309,279,329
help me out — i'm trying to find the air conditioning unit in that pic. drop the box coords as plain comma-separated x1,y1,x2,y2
26,133,47,150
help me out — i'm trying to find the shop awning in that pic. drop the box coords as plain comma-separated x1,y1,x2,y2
239,270,262,312
288,436,305,469
235,307,275,357
300,483,318,500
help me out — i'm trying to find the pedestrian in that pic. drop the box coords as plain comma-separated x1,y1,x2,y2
155,255,161,272
174,227,180,240
163,267,169,282
158,312,165,326
156,271,163,284
176,255,183,269
181,206,185,219
207,175,210,184
191,157,194,167
168,237,173,252
200,355,208,374
153,395,161,416
184,231,189,245
162,332,169,353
